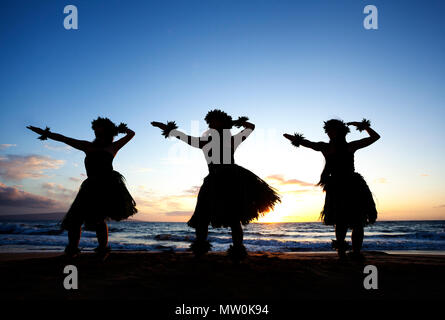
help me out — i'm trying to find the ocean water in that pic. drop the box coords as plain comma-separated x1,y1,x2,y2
0,220,444,253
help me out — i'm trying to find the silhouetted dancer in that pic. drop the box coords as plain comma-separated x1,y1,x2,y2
284,119,379,260
27,117,137,258
152,109,280,261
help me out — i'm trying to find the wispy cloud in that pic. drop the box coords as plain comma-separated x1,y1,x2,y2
68,174,85,183
0,154,65,181
133,185,200,219
163,210,193,216
43,143,72,152
41,182,76,202
0,144,17,150
183,186,200,195
265,174,315,187
264,174,318,196
0,182,57,209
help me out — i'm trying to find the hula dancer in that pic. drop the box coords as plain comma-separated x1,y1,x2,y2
152,109,280,261
27,117,137,258
284,119,380,260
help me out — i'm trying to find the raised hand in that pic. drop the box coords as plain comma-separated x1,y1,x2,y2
151,121,178,138
27,126,51,140
283,132,326,151
26,125,45,135
283,133,294,141
348,119,380,151
151,121,167,130
232,116,249,128
347,119,371,132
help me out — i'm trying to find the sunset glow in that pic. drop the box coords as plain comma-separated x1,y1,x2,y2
0,1,444,222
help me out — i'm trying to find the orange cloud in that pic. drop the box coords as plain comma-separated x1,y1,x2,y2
265,174,314,187
43,143,72,152
41,182,76,203
183,186,200,195
0,154,64,181
162,210,193,216
132,185,200,221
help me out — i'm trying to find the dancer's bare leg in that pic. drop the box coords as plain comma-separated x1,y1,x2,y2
351,226,364,254
334,224,348,258
96,221,109,249
229,222,247,261
191,223,210,256
65,225,81,256
195,223,208,242
67,226,81,248
335,224,347,243
230,221,243,247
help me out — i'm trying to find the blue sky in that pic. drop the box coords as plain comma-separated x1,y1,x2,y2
0,0,444,221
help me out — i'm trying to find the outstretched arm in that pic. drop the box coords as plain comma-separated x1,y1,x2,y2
27,126,91,151
347,120,380,151
112,127,135,154
151,121,206,149
283,133,326,152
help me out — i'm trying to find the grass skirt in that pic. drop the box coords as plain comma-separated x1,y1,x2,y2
320,172,377,227
61,171,137,231
188,164,280,228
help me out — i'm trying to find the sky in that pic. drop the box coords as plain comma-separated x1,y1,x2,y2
0,0,444,222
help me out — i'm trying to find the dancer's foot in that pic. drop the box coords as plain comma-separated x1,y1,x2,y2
348,251,365,262
190,240,211,257
227,244,248,262
338,249,347,260
94,245,111,261
331,240,350,260
64,246,80,258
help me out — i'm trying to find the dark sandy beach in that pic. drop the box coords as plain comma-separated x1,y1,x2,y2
0,251,444,304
